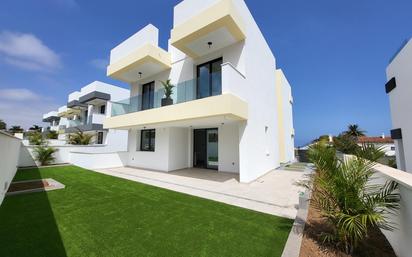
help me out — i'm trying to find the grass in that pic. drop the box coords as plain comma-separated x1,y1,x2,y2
0,166,293,257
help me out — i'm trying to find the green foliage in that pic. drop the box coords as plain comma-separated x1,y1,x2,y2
160,79,175,99
344,124,366,137
28,131,45,145
46,130,59,140
333,134,359,154
8,125,23,133
305,143,400,254
67,129,94,145
0,119,6,130
33,145,57,166
29,125,42,132
355,143,385,162
387,158,397,169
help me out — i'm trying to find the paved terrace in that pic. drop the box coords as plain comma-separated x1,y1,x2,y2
95,167,309,219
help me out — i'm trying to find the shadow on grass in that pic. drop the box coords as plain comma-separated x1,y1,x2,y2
0,167,67,257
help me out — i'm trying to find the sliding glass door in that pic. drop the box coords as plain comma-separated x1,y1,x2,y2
141,81,154,111
193,128,218,170
196,58,222,99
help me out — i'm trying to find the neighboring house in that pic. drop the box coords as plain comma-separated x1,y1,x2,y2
42,111,60,132
386,38,412,172
46,81,130,150
357,136,395,157
103,0,295,182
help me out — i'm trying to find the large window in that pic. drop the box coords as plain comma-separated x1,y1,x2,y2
100,105,106,114
140,129,155,152
196,58,222,99
141,81,155,110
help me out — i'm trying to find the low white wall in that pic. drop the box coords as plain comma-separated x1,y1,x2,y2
18,145,109,167
70,151,128,170
0,131,21,204
373,164,412,257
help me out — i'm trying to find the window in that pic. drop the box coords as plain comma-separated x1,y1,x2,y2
100,105,106,114
391,146,396,151
97,132,104,144
140,129,155,151
141,81,155,110
196,58,222,99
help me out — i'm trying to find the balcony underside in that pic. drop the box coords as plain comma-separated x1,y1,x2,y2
107,43,171,83
103,94,248,130
171,0,246,58
58,108,81,118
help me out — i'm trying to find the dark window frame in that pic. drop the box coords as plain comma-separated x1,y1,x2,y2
140,129,156,152
97,131,104,144
141,81,155,111
196,57,223,99
100,105,106,114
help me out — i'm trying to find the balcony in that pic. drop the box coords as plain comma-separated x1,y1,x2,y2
107,24,171,83
170,0,246,58
104,71,247,129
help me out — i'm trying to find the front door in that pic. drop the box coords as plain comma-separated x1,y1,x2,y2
193,128,218,170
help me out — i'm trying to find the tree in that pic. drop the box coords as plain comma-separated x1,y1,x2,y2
29,125,42,132
33,145,58,166
345,124,366,137
27,131,45,145
0,119,6,130
8,125,24,134
333,134,359,154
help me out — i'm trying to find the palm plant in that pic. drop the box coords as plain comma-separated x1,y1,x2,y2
345,124,366,137
46,130,59,139
161,79,175,99
33,145,57,166
305,143,400,254
9,125,23,134
67,129,94,145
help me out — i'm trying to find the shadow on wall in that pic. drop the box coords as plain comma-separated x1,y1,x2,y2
18,144,37,167
0,168,67,257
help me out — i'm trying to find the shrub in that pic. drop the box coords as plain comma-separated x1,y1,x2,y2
33,145,58,166
304,143,400,254
67,129,94,145
28,131,45,145
46,130,59,139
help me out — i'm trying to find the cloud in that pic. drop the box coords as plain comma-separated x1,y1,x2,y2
0,88,59,129
0,88,42,101
0,31,62,72
90,58,108,70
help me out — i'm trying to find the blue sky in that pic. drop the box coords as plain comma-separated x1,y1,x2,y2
0,0,411,146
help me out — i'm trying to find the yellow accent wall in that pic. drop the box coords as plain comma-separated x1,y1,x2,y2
104,93,248,129
170,0,246,58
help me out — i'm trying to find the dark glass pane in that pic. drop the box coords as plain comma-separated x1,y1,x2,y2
141,129,155,151
197,65,210,99
142,82,155,110
211,59,222,96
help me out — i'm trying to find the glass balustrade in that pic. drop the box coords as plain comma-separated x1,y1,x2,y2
111,72,222,117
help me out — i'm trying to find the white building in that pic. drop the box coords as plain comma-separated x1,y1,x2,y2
386,38,412,172
44,81,130,150
357,136,395,157
42,111,60,132
103,0,295,183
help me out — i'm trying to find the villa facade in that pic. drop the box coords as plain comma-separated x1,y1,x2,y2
386,38,412,172
103,0,295,183
43,81,129,149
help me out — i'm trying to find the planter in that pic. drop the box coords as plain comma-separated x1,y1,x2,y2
161,98,173,107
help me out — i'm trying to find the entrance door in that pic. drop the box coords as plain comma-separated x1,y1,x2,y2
193,128,218,170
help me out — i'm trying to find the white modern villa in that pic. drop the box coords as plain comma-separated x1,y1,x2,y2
103,0,295,183
43,81,129,148
386,38,412,172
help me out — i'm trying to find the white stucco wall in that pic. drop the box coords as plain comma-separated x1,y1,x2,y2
0,132,21,205
219,123,240,173
387,39,412,173
70,151,128,169
168,128,189,171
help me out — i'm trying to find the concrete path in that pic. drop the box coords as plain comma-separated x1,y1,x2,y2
94,167,309,219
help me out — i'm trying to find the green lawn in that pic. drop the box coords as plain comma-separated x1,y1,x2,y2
0,166,293,257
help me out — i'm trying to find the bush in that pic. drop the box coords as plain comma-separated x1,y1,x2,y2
67,129,94,145
304,143,400,254
28,131,44,145
46,130,58,139
33,145,58,166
